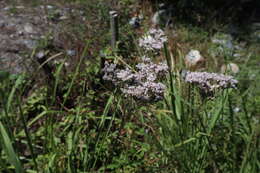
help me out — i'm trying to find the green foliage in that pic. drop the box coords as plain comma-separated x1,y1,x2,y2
0,0,259,172
0,72,25,172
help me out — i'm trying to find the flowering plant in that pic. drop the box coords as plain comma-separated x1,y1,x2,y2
138,28,167,52
102,57,168,101
183,71,238,94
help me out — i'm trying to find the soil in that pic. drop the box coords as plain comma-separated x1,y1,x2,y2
0,0,85,74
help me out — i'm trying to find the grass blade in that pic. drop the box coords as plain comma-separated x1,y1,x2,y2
6,75,24,113
0,121,23,173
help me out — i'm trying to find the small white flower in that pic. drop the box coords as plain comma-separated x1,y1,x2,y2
138,28,167,52
184,71,238,93
102,57,168,101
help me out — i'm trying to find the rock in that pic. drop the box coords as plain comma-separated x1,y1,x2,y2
20,39,37,49
138,14,144,20
24,23,35,34
59,15,68,20
151,3,173,27
40,5,55,10
18,31,24,36
152,10,171,27
3,7,10,11
0,19,6,27
47,5,54,10
0,3,88,74
129,16,141,28
209,33,242,58
233,107,241,113
185,50,205,69
221,63,239,74
233,53,241,58
0,52,32,74
0,6,51,74
211,33,233,50
66,50,76,56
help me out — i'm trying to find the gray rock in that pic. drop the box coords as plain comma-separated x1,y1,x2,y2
211,33,233,48
24,23,35,34
210,33,235,58
66,50,76,56
0,7,49,74
151,3,173,28
0,53,31,74
20,39,37,49
0,3,87,74
3,7,10,11
129,16,141,28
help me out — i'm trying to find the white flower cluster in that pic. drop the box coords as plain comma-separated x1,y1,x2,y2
102,57,168,101
138,28,167,52
184,71,238,93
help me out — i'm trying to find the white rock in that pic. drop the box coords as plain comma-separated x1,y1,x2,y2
47,5,54,10
233,107,241,113
233,53,241,58
59,15,68,20
185,50,205,68
66,50,76,56
18,31,24,36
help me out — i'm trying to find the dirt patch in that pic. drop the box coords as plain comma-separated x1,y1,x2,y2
0,1,86,74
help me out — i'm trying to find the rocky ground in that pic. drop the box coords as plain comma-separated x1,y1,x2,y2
0,1,86,74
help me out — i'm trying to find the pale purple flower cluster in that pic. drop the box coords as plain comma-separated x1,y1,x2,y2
102,62,118,83
184,71,238,93
102,58,168,101
138,28,167,52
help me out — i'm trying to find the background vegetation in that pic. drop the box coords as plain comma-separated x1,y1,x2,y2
0,0,259,172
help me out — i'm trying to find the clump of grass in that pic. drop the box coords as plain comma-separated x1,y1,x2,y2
150,42,259,172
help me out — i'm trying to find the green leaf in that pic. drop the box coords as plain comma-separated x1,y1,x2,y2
0,121,23,173
6,75,24,113
0,71,10,80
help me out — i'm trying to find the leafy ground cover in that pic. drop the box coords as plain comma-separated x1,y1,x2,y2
0,0,259,172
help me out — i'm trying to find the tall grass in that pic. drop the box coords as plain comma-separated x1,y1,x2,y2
151,44,260,172
0,1,259,172
0,74,24,172
1,40,259,173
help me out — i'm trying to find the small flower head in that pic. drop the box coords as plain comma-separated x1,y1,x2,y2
184,71,238,94
102,57,168,102
138,28,167,52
